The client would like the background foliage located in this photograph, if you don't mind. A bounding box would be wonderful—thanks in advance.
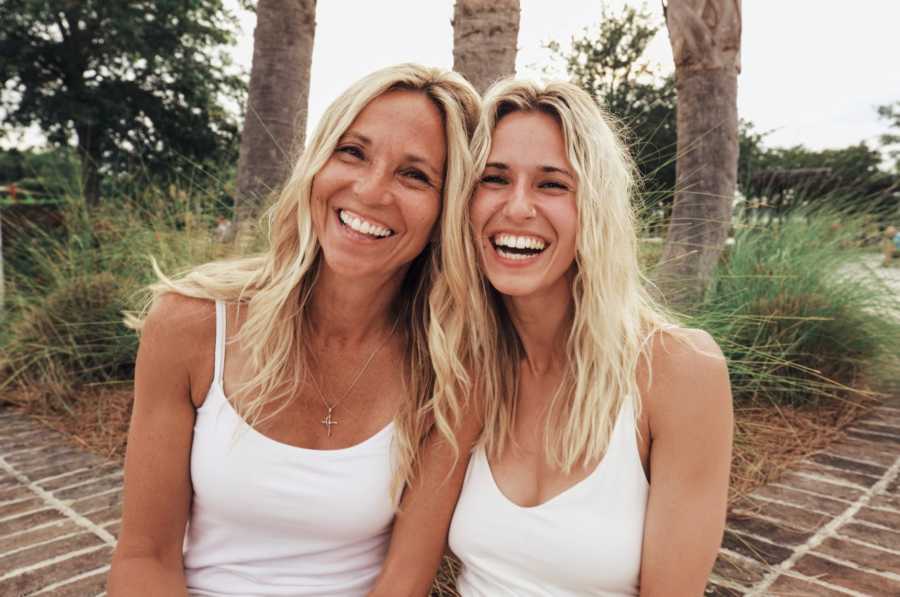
[0,0,246,204]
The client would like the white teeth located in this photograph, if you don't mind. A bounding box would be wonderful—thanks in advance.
[339,209,393,237]
[492,233,546,251]
[496,248,535,260]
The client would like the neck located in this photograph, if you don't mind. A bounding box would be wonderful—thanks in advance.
[307,262,407,348]
[504,270,574,377]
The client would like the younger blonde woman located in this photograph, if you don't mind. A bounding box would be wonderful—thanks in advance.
[108,64,479,597]
[374,79,733,596]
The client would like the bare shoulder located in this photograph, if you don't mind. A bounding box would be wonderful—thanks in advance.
[143,293,215,338]
[650,327,726,374]
[142,293,216,355]
[640,327,733,436]
[138,293,217,402]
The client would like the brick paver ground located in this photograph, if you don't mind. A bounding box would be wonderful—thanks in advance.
[0,395,898,596]
[0,405,118,596]
[706,394,900,596]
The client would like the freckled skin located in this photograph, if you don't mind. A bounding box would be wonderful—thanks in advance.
[311,90,447,287]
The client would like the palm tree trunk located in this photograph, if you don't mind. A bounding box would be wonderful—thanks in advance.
[452,0,521,94]
[234,0,317,229]
[657,0,741,305]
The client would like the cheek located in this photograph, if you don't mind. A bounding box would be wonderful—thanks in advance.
[554,203,580,260]
[469,192,492,233]
[310,159,342,201]
[405,193,442,240]
[308,179,328,230]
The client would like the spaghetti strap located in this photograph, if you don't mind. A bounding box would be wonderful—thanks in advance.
[213,300,226,387]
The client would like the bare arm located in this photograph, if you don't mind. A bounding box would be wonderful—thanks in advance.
[368,411,482,597]
[107,295,216,596]
[639,329,734,597]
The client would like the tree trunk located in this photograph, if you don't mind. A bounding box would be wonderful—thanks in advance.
[452,0,521,94]
[657,0,741,305]
[75,123,101,207]
[234,0,317,227]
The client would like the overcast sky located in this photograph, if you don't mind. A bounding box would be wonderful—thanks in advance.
[228,0,899,153]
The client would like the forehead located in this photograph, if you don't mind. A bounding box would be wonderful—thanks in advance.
[347,89,447,164]
[488,110,569,167]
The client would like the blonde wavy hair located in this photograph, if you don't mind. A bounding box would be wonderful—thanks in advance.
[128,64,480,496]
[431,79,676,472]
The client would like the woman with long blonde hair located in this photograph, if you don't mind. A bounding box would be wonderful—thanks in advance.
[107,64,479,596]
[374,79,733,596]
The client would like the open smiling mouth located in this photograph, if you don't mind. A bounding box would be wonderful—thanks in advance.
[337,208,395,239]
[490,233,548,261]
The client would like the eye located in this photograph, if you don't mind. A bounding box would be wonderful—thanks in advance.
[480,174,508,185]
[403,168,432,186]
[336,145,364,160]
[540,180,570,191]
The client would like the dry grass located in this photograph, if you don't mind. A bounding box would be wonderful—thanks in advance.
[729,394,875,502]
[432,555,463,597]
[2,385,134,461]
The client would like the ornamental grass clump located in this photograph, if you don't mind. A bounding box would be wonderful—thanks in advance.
[0,182,237,409]
[694,209,900,407]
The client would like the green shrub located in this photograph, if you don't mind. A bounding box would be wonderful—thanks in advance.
[0,180,239,407]
[692,211,900,406]
[3,273,136,401]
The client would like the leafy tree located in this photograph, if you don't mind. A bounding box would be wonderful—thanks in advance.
[0,0,246,206]
[741,142,898,217]
[0,147,79,196]
[550,4,677,212]
[0,149,25,185]
[879,101,900,172]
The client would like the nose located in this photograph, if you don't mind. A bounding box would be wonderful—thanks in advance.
[352,163,394,206]
[502,180,536,222]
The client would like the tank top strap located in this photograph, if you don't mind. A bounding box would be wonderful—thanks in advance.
[213,300,227,387]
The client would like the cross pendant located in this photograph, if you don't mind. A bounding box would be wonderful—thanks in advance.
[321,409,338,437]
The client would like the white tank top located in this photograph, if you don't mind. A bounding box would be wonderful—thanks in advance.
[183,301,397,596]
[448,395,649,596]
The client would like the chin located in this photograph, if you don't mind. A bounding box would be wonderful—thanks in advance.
[485,274,543,298]
[319,248,381,279]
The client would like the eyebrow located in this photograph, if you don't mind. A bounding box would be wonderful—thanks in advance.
[405,154,443,181]
[485,161,574,179]
[340,131,443,181]
[340,131,371,145]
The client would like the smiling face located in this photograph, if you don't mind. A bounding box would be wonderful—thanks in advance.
[310,89,447,284]
[471,109,579,299]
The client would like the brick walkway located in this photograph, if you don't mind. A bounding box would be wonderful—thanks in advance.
[707,395,900,596]
[0,399,898,596]
[0,405,120,596]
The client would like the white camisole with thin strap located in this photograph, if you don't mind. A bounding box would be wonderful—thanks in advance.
[448,395,649,596]
[182,301,397,596]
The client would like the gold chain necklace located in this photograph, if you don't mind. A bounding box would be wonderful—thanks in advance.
[307,317,400,437]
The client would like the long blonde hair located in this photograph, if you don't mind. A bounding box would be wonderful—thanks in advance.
[129,64,480,495]
[432,79,674,471]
